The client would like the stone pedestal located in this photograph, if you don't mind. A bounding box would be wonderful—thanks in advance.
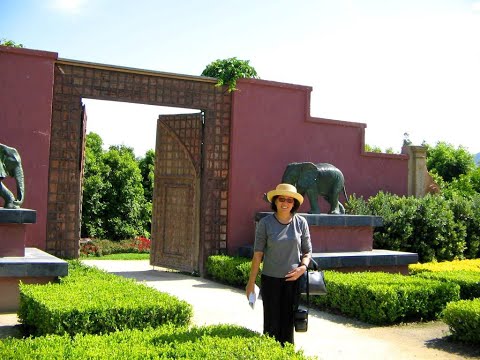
[0,209,36,257]
[0,209,68,313]
[301,214,383,252]
[244,212,418,274]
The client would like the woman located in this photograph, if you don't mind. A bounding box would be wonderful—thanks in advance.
[246,183,312,345]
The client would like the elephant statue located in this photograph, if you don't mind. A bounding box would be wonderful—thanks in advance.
[281,162,347,214]
[0,143,25,209]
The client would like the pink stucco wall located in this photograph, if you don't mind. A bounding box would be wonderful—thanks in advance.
[0,46,57,249]
[227,78,408,254]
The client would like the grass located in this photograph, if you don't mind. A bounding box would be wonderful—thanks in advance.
[80,253,150,260]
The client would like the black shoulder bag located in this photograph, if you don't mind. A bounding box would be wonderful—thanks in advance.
[295,259,327,332]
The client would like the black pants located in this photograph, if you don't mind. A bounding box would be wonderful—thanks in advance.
[261,274,299,345]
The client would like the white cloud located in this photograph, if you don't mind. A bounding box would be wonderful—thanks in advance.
[49,0,87,14]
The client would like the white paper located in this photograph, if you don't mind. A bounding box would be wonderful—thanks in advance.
[248,284,260,309]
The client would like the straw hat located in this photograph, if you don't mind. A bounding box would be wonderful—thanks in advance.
[266,183,304,204]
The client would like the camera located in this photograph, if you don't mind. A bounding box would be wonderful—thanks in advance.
[294,308,308,332]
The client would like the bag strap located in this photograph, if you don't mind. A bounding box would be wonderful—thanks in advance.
[306,267,310,308]
[305,258,319,308]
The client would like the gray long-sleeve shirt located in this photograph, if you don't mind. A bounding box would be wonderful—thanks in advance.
[254,214,312,278]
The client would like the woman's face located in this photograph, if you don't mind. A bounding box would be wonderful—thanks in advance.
[276,196,294,213]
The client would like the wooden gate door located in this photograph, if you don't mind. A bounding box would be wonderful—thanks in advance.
[150,113,203,273]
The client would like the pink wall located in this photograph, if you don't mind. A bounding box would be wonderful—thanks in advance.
[0,46,57,249]
[227,78,408,254]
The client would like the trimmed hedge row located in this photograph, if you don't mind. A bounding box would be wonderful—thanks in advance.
[206,255,461,325]
[414,271,480,300]
[18,261,193,336]
[310,271,460,325]
[206,254,260,286]
[409,258,480,274]
[442,299,480,344]
[208,254,480,342]
[0,324,312,359]
[409,259,480,300]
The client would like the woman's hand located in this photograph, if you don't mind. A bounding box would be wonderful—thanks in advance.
[285,265,306,281]
[246,281,256,299]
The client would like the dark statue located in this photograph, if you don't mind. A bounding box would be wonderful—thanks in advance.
[0,143,25,209]
[281,162,346,214]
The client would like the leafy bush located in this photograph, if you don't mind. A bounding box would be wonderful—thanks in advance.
[201,57,259,92]
[347,192,469,262]
[426,141,475,183]
[454,194,480,259]
[414,271,480,300]
[368,192,419,251]
[311,271,460,325]
[80,237,150,257]
[344,194,372,216]
[18,261,191,336]
[409,258,480,274]
[442,299,480,344]
[0,324,313,359]
[0,38,24,47]
[410,195,465,262]
[206,255,260,286]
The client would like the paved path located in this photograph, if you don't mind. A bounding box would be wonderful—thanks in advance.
[1,260,479,359]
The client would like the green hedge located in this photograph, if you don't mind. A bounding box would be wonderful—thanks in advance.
[18,261,192,336]
[206,255,260,286]
[413,271,480,300]
[310,271,460,325]
[442,299,480,344]
[206,255,461,325]
[409,258,480,274]
[0,324,312,359]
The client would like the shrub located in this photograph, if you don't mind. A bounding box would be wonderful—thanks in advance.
[18,261,191,336]
[442,299,480,344]
[201,57,259,92]
[206,255,461,325]
[310,271,460,325]
[409,258,480,274]
[413,271,480,300]
[344,194,371,216]
[0,324,313,359]
[459,194,480,258]
[206,255,260,286]
[369,192,419,252]
[347,192,469,262]
[80,237,150,257]
[411,195,466,262]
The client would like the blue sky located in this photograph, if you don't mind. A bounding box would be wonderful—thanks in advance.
[2,0,479,156]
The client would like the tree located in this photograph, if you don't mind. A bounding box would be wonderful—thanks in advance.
[81,134,151,240]
[81,133,109,239]
[426,141,475,182]
[137,149,155,236]
[201,57,259,92]
[0,39,24,48]
[365,144,396,154]
[138,149,155,202]
[101,145,149,240]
